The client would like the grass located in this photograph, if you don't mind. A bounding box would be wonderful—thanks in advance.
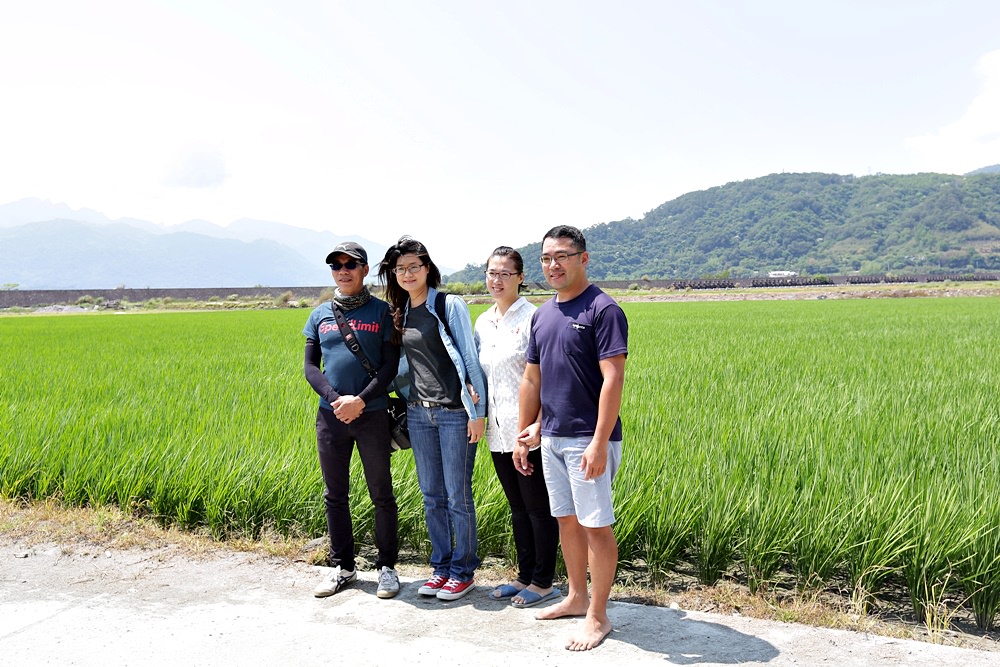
[2,297,1000,635]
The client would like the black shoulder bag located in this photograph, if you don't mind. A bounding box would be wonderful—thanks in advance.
[330,302,410,452]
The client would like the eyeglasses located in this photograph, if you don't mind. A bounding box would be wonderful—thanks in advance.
[392,263,426,276]
[484,270,518,281]
[539,251,582,266]
[328,260,363,271]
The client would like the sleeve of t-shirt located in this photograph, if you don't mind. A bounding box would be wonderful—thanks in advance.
[525,309,540,365]
[302,309,318,339]
[594,302,628,360]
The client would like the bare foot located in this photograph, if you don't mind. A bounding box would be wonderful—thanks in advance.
[534,595,588,620]
[565,616,612,651]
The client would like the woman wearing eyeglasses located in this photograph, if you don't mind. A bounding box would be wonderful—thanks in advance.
[303,242,401,601]
[474,247,561,609]
[378,236,488,602]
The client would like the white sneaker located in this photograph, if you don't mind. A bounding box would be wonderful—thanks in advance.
[376,566,400,599]
[313,566,356,598]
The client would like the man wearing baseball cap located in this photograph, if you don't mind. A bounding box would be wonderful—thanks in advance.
[303,241,402,599]
[325,241,368,266]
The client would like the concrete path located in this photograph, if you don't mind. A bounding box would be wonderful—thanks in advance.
[3,540,999,666]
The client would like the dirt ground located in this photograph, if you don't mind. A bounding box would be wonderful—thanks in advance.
[3,533,1000,667]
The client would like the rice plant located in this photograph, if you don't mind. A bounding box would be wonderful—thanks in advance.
[2,295,999,630]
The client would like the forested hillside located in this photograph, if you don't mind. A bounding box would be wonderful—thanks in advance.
[446,172,1000,283]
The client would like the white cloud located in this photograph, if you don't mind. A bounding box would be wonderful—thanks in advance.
[907,49,1000,173]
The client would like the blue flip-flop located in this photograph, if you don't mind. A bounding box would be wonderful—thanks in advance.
[490,584,522,600]
[511,587,562,609]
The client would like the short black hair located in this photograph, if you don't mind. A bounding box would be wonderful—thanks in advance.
[542,225,586,252]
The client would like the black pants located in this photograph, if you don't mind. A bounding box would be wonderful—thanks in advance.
[491,448,559,588]
[316,407,399,571]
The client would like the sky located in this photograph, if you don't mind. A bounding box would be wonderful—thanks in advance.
[2,1,999,270]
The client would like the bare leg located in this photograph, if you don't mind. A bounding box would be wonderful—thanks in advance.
[535,516,589,620]
[566,525,617,651]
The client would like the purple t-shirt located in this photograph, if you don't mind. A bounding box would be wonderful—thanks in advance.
[526,284,628,439]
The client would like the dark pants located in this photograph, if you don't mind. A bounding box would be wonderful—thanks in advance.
[491,448,559,588]
[316,407,399,571]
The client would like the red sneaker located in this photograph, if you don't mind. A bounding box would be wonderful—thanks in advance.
[418,574,448,596]
[436,578,475,601]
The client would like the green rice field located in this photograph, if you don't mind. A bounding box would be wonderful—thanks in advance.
[2,297,999,629]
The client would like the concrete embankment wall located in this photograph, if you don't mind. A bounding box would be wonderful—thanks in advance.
[3,273,997,308]
[0,287,331,309]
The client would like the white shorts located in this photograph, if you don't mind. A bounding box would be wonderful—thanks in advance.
[541,435,622,528]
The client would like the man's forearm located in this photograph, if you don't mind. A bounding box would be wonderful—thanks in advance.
[518,369,541,432]
[592,355,626,444]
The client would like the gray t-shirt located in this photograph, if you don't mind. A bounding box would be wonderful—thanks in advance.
[402,303,463,407]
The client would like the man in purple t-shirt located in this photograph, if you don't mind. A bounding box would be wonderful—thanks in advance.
[515,225,628,652]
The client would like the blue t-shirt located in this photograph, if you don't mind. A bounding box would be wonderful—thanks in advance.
[303,298,394,411]
[526,284,628,439]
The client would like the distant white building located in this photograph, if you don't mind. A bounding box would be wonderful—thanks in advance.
[768,270,798,278]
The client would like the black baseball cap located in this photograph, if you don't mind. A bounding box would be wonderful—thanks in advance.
[325,242,367,264]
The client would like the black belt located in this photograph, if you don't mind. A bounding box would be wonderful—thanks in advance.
[412,400,460,409]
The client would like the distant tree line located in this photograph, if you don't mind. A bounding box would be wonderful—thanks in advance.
[446,172,1000,284]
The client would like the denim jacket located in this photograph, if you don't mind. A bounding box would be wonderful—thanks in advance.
[398,287,488,421]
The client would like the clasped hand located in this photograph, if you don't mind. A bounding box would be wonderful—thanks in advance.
[331,395,364,424]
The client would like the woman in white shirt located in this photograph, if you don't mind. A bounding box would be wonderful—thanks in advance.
[474,246,561,609]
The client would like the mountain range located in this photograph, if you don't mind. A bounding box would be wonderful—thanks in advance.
[447,168,1000,284]
[4,166,1000,289]
[0,199,388,289]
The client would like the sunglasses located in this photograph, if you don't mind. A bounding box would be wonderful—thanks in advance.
[328,260,363,271]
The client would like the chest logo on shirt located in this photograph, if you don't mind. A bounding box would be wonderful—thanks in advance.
[349,318,381,333]
[319,319,380,336]
[571,322,588,331]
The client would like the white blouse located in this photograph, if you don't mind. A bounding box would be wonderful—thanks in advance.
[474,296,537,453]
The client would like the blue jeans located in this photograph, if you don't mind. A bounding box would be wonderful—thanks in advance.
[408,403,480,581]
